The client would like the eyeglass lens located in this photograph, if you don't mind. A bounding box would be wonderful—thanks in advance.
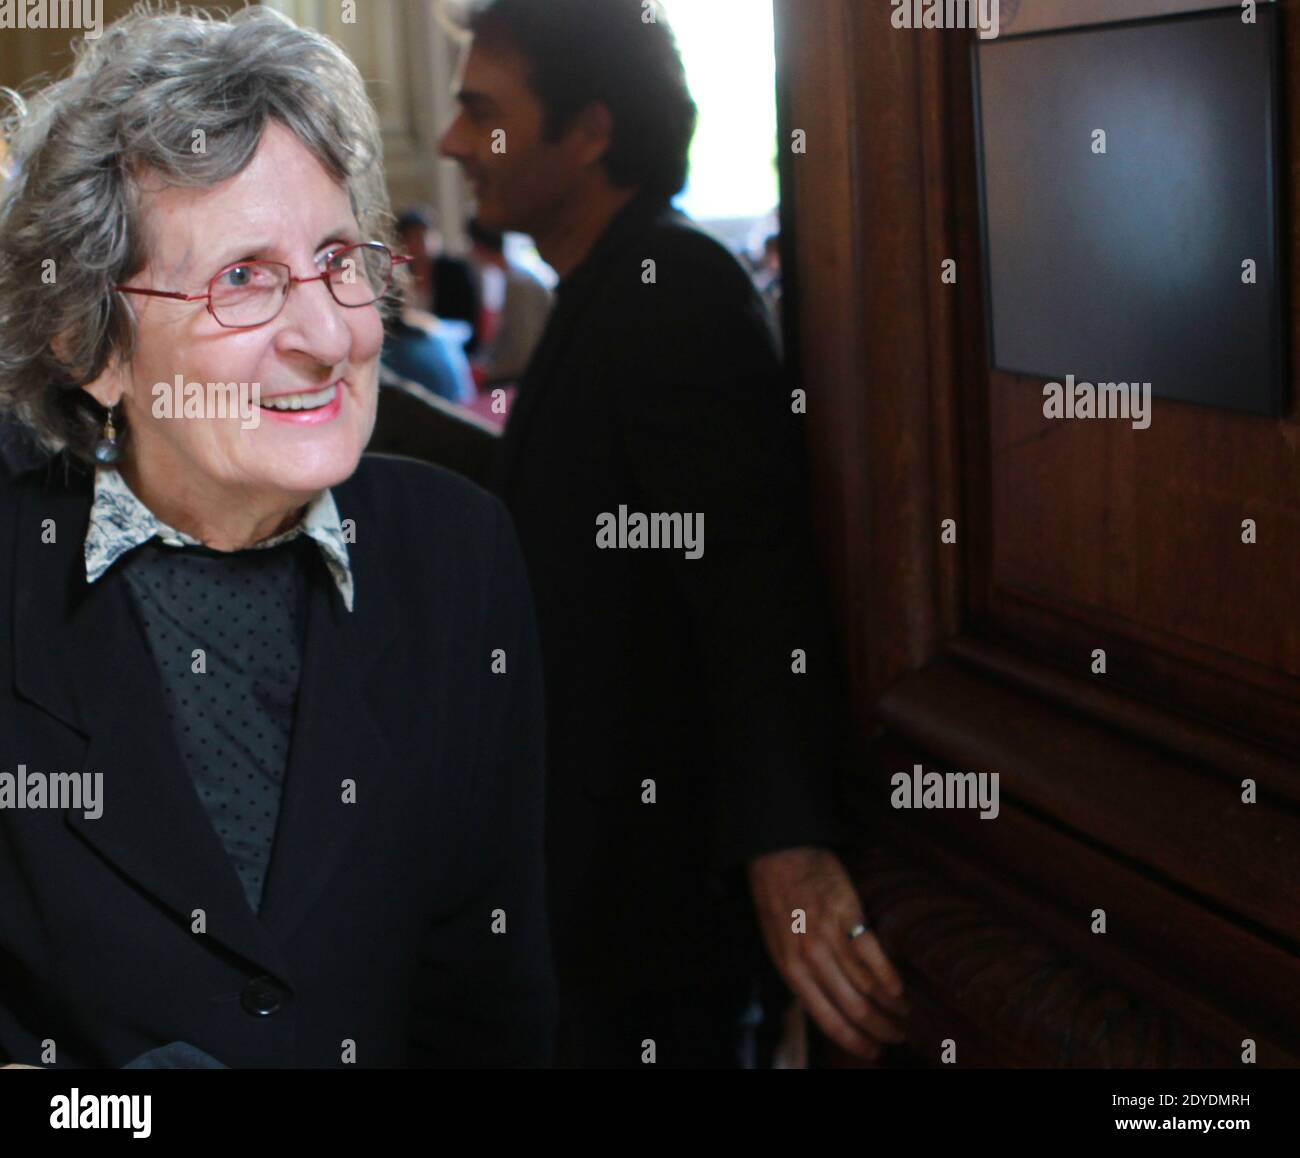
[209,244,395,326]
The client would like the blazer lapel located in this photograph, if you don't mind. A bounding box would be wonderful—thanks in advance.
[10,469,286,977]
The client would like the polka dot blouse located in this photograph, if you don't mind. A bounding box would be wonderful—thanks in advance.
[122,536,314,914]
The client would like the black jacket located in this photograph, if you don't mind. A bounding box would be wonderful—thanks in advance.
[496,192,846,1000]
[0,452,555,1067]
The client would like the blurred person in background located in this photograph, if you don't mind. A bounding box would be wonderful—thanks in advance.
[442,0,909,1068]
[396,206,482,353]
[466,215,553,389]
[380,308,477,405]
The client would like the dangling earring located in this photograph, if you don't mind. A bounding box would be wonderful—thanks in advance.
[94,405,122,465]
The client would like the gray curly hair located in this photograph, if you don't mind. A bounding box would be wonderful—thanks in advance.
[0,3,392,464]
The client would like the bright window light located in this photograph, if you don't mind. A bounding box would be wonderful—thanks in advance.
[659,0,779,222]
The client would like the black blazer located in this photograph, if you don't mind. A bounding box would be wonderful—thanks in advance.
[496,193,847,1001]
[0,452,555,1067]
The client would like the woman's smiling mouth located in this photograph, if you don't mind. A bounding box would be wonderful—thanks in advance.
[259,381,343,424]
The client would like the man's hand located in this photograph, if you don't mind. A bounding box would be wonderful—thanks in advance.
[747,846,909,1061]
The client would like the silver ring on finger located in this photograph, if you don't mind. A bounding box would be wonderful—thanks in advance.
[848,922,870,940]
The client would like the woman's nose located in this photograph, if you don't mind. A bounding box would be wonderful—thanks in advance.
[276,276,354,366]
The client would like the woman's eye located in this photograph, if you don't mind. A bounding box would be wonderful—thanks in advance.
[218,265,268,290]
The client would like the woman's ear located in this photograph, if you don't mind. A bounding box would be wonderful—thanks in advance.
[80,366,127,410]
[52,328,128,410]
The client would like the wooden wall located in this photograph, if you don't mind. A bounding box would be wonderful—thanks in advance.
[776,0,1300,1066]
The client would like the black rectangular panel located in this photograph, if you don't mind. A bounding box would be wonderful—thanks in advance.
[973,8,1287,415]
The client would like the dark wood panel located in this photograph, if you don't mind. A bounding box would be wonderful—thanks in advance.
[876,655,1300,943]
[989,372,1300,680]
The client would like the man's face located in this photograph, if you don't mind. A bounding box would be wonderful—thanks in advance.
[439,40,595,236]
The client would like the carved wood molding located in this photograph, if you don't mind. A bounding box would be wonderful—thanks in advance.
[851,842,1277,1067]
[854,722,1300,1060]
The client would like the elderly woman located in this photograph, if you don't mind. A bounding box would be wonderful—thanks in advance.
[0,7,553,1068]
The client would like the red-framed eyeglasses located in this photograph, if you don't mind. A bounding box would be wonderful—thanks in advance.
[116,242,414,330]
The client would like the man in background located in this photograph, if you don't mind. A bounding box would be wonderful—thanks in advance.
[441,0,908,1067]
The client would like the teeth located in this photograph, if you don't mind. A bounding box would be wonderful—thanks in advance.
[262,383,339,412]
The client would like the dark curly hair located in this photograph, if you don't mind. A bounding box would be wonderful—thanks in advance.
[467,0,697,200]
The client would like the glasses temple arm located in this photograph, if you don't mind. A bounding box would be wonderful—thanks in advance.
[116,286,209,302]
